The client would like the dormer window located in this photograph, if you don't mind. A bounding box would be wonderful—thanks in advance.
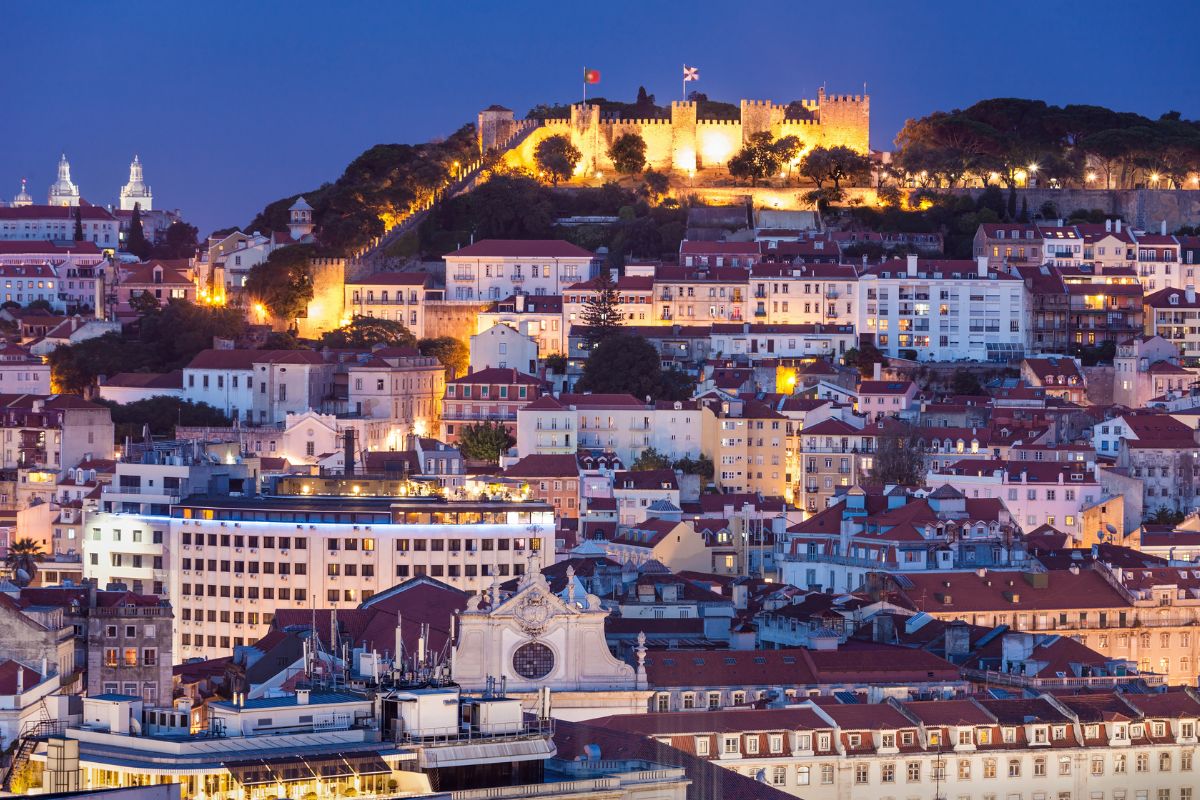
[1053,726,1067,741]
[977,728,991,745]
[1002,727,1016,743]
[848,733,861,747]
[1153,722,1166,737]
[1085,724,1099,739]
[958,730,973,745]
[1131,724,1144,738]
[901,731,915,746]
[929,731,941,746]
[1181,721,1194,738]
[818,733,831,750]
[881,732,896,748]
[1114,724,1128,740]
[1033,727,1048,743]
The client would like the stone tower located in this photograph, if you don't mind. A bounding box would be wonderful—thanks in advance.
[119,155,153,211]
[670,101,698,173]
[817,88,871,153]
[478,104,516,153]
[47,154,80,207]
[288,196,315,241]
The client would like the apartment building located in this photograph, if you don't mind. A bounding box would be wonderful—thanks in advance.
[441,367,545,445]
[444,239,595,301]
[795,418,875,515]
[1145,286,1200,367]
[654,265,748,325]
[0,394,114,474]
[699,392,788,496]
[859,255,1028,363]
[895,563,1200,686]
[84,494,554,659]
[343,347,444,432]
[748,263,858,326]
[182,349,333,425]
[344,271,431,335]
[515,395,700,465]
[707,323,857,362]
[476,293,566,355]
[596,691,1200,800]
[780,485,1025,593]
[562,274,655,329]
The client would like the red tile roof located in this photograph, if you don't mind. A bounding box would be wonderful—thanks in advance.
[447,239,594,259]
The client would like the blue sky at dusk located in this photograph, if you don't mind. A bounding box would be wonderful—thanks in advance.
[4,1,1198,236]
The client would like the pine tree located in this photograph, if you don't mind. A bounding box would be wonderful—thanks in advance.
[73,206,84,242]
[127,202,151,259]
[579,271,623,348]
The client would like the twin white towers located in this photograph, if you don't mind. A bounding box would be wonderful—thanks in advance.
[16,154,153,211]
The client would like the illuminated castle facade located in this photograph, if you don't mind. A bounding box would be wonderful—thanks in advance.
[480,89,870,175]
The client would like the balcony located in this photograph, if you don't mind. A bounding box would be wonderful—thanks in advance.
[788,552,900,570]
[444,412,517,422]
[961,667,1165,690]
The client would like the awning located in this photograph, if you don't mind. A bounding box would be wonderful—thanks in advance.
[224,753,392,786]
[418,737,555,769]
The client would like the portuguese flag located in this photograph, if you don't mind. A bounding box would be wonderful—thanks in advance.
[584,68,601,84]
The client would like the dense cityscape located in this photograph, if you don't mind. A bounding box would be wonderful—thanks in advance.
[4,5,1200,800]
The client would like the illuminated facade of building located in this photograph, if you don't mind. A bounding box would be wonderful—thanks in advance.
[84,494,554,660]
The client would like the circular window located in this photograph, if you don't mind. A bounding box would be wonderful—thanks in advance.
[512,641,555,680]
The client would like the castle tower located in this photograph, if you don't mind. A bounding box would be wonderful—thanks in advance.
[570,104,602,176]
[288,196,315,241]
[478,104,516,153]
[119,155,153,211]
[816,88,871,153]
[11,178,32,208]
[670,101,698,173]
[47,154,80,207]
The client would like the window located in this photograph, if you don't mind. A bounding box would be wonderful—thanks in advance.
[695,737,709,756]
[959,760,971,780]
[855,763,869,784]
[983,758,997,779]
[881,763,895,783]
[821,765,834,784]
[907,762,921,782]
[723,736,739,754]
[1008,759,1021,777]
[771,766,786,786]
[797,766,811,785]
[1034,756,1046,776]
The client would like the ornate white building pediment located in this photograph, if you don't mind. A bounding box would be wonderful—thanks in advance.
[453,569,642,693]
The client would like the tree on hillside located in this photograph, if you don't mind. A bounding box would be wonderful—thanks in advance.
[97,396,231,440]
[869,425,926,486]
[799,145,872,190]
[641,170,670,204]
[73,207,84,242]
[244,244,315,320]
[5,538,45,587]
[321,315,416,349]
[418,336,469,378]
[950,368,985,396]
[151,220,199,260]
[728,132,783,186]
[608,133,647,175]
[842,342,888,377]
[534,135,582,185]
[575,333,695,402]
[579,271,623,348]
[127,203,152,259]
[458,420,515,464]
[631,447,672,471]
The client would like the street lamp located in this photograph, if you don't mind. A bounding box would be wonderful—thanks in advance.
[1086,172,1097,184]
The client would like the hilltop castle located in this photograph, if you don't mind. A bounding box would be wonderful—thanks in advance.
[479,88,870,175]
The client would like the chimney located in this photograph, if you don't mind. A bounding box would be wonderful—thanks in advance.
[944,621,971,661]
[1162,220,1168,236]
[906,253,918,277]
[344,428,356,476]
[1105,219,1112,233]
[515,293,525,312]
[94,273,105,321]
[1187,286,1196,304]
[1115,219,1122,233]
[296,688,310,705]
[873,613,896,644]
[872,361,882,381]
[976,255,989,278]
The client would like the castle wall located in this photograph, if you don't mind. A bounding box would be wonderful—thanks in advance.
[423,301,488,340]
[493,93,871,177]
[296,257,346,339]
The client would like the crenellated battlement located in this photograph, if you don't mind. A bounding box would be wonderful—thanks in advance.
[603,117,672,126]
[482,89,869,175]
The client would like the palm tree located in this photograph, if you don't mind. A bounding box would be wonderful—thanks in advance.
[5,538,45,587]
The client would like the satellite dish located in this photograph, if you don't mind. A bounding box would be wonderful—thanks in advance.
[1105,524,1118,534]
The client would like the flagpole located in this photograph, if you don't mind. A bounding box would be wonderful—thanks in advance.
[682,64,686,102]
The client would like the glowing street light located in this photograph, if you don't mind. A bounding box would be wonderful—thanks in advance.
[1028,163,1039,174]
[1086,172,1097,184]
[1150,172,1161,185]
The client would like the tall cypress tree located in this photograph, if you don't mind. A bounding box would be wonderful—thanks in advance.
[580,270,623,349]
[73,206,84,242]
[127,202,151,259]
